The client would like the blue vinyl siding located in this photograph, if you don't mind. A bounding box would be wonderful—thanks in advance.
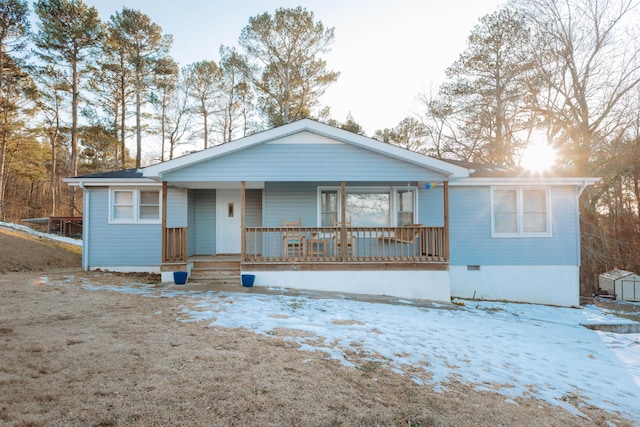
[246,189,263,227]
[87,187,161,267]
[264,182,318,226]
[417,186,444,227]
[449,186,579,266]
[166,187,187,227]
[193,189,216,255]
[187,190,196,256]
[162,143,447,182]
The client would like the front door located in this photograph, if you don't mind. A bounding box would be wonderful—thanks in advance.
[216,189,241,253]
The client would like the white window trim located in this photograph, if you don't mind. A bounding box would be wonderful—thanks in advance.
[109,187,162,224]
[317,186,418,227]
[490,186,552,238]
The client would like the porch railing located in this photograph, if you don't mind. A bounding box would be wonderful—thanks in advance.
[243,225,447,263]
[163,227,187,263]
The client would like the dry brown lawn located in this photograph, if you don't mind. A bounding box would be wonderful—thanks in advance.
[0,227,634,426]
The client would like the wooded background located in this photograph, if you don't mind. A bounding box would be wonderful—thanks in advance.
[2,0,639,295]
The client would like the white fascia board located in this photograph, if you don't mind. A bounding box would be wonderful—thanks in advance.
[448,177,601,186]
[63,177,160,187]
[142,119,470,179]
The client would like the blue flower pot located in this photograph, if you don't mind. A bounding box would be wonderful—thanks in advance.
[173,271,188,285]
[241,274,255,287]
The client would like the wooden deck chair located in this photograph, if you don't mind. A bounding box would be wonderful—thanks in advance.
[379,224,423,244]
[282,218,305,257]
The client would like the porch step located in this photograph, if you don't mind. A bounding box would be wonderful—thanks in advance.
[189,256,242,285]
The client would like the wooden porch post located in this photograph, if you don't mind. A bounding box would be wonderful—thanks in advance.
[340,181,347,262]
[161,181,167,263]
[443,181,450,262]
[240,181,246,259]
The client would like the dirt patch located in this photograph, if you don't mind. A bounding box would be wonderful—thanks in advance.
[0,270,632,426]
[0,227,81,273]
[0,226,634,426]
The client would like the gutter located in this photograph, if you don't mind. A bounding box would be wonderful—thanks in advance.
[78,181,89,271]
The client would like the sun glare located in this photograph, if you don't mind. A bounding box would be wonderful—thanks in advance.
[520,140,558,173]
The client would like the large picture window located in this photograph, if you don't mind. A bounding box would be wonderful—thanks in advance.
[491,187,550,237]
[319,186,417,227]
[110,188,161,224]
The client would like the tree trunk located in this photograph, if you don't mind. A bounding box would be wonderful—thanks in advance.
[0,134,6,221]
[120,56,127,169]
[49,131,58,216]
[135,72,142,168]
[69,58,79,216]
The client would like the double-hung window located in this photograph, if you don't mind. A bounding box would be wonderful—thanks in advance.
[491,187,550,237]
[319,186,417,227]
[110,188,161,224]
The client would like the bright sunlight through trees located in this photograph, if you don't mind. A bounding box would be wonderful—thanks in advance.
[519,140,558,172]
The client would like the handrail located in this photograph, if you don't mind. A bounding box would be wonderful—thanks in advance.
[243,225,447,263]
[164,227,187,263]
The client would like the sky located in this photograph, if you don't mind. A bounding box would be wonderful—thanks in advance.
[80,0,506,135]
[3,221,639,422]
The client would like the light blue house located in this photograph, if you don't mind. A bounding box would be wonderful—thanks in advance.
[65,119,598,306]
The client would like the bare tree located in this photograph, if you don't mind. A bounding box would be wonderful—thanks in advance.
[516,0,640,174]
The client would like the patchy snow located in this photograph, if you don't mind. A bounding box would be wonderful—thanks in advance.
[76,280,640,423]
[0,221,82,246]
[7,224,639,422]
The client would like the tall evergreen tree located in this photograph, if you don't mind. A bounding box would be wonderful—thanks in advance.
[234,6,339,127]
[440,8,535,166]
[33,0,102,214]
[109,7,172,168]
[218,46,254,142]
[0,0,31,219]
[183,60,221,149]
[150,56,179,161]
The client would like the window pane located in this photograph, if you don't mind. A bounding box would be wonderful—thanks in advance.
[114,191,133,205]
[114,206,133,219]
[140,191,159,205]
[398,190,413,211]
[140,206,159,220]
[346,192,389,227]
[524,212,547,232]
[397,190,414,225]
[321,191,338,226]
[494,190,516,212]
[523,190,546,211]
[398,212,414,226]
[321,213,337,226]
[495,212,517,233]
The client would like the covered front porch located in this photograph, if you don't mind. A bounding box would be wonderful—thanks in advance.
[160,181,451,274]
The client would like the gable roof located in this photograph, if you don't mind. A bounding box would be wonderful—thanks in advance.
[142,119,470,179]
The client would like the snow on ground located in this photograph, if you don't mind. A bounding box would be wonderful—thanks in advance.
[77,280,640,423]
[7,224,639,422]
[0,221,82,246]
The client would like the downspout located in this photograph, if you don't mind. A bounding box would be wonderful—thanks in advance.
[575,180,590,270]
[577,180,589,197]
[78,182,89,271]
